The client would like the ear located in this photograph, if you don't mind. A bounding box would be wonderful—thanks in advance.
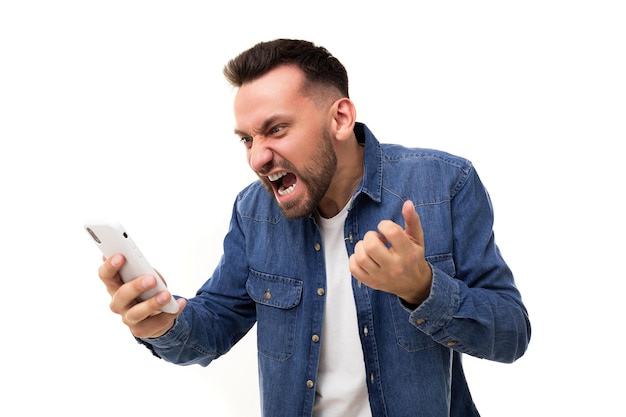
[330,98,357,142]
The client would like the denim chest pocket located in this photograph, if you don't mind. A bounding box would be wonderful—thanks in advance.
[391,254,456,352]
[246,270,303,362]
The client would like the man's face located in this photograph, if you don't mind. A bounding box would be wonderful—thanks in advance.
[234,65,337,219]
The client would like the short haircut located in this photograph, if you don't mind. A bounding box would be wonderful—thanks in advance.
[223,39,349,98]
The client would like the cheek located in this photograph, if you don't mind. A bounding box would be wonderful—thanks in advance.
[281,137,315,164]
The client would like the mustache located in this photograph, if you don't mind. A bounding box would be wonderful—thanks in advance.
[256,158,297,176]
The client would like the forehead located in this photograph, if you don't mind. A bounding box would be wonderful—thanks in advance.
[233,66,309,131]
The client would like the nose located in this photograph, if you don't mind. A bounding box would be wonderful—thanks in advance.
[248,139,274,173]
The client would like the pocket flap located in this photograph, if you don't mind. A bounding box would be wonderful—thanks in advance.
[246,270,303,309]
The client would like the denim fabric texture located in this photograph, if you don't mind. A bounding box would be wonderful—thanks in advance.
[141,123,531,417]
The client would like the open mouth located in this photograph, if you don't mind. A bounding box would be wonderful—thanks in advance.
[268,171,297,196]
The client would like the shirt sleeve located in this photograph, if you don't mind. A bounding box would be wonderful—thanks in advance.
[138,200,257,366]
[407,165,531,363]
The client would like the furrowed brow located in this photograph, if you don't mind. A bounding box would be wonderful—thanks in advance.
[234,114,284,138]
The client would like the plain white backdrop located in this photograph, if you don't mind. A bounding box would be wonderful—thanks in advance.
[1,1,624,415]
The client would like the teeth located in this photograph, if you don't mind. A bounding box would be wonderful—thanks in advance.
[268,171,287,182]
[278,184,295,196]
[268,171,295,197]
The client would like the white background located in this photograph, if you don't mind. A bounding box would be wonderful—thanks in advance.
[1,1,624,415]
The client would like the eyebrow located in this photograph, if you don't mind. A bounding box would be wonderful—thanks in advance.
[234,114,284,138]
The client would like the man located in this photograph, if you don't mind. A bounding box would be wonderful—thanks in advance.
[99,39,531,417]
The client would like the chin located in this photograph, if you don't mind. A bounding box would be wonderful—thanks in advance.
[278,198,316,220]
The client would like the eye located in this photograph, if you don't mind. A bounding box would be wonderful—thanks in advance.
[240,136,253,147]
[269,125,284,135]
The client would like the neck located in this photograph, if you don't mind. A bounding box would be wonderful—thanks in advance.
[317,139,364,219]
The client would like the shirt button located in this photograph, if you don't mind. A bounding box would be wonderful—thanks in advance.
[264,290,271,300]
[314,242,321,251]
[306,380,314,388]
[363,326,369,336]
[317,288,325,296]
[312,334,320,343]
[415,318,426,325]
[446,340,457,347]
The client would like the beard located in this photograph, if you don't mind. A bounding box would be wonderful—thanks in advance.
[261,129,337,220]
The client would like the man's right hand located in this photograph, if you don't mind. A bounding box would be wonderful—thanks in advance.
[98,253,187,339]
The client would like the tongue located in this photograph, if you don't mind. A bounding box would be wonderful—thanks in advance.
[282,173,297,188]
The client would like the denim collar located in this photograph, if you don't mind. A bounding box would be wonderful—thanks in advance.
[354,122,383,204]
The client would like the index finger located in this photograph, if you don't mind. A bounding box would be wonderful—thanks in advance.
[98,253,125,297]
[402,200,425,247]
[376,201,425,254]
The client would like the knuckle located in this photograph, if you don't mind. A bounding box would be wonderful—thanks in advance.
[362,235,378,251]
[109,300,119,314]
[97,264,110,281]
[353,250,368,264]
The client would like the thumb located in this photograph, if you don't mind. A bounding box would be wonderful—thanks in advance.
[402,200,425,247]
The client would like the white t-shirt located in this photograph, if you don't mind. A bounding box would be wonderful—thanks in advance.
[313,204,372,417]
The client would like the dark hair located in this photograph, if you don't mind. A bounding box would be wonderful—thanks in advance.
[223,39,349,98]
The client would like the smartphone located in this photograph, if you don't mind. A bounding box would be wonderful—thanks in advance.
[84,219,179,314]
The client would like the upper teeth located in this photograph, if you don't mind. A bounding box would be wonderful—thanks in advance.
[268,172,287,182]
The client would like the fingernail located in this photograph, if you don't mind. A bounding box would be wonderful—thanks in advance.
[141,276,155,288]
[156,292,169,304]
[111,254,122,266]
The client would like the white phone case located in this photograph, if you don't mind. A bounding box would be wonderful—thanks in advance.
[84,219,179,314]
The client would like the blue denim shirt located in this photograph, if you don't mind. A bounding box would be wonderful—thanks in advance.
[142,123,531,417]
